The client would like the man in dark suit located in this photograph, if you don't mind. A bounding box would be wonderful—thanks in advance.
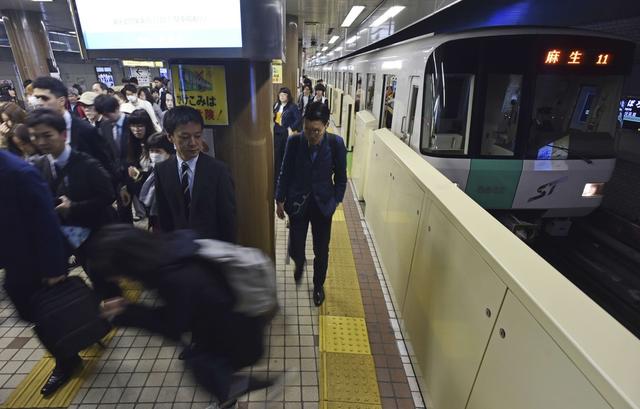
[276,101,348,306]
[0,150,81,396]
[155,106,237,242]
[31,76,113,176]
[27,108,120,305]
[95,94,134,223]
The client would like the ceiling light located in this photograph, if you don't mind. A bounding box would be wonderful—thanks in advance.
[346,35,358,44]
[335,47,343,51]
[322,46,328,51]
[328,35,339,44]
[370,6,405,27]
[316,52,321,56]
[341,5,365,27]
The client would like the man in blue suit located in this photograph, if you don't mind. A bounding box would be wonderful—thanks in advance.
[275,102,348,306]
[0,150,82,396]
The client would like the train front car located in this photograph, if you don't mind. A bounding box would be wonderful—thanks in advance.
[418,31,635,238]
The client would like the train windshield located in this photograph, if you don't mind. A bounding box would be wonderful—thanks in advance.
[527,74,623,160]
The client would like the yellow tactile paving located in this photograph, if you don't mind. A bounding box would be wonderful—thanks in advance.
[321,288,365,318]
[321,352,381,405]
[320,316,371,355]
[3,279,142,408]
[321,204,382,408]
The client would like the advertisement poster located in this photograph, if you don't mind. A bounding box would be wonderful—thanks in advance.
[129,67,150,86]
[171,65,229,126]
[272,59,283,84]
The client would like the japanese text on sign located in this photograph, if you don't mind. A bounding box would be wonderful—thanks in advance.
[272,60,283,84]
[544,49,612,66]
[171,65,229,126]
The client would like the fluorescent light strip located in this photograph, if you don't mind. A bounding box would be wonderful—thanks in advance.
[346,35,358,44]
[341,5,365,27]
[328,35,339,44]
[370,6,405,27]
[322,46,328,51]
[335,46,343,51]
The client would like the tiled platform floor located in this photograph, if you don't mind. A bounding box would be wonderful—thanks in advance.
[0,180,425,409]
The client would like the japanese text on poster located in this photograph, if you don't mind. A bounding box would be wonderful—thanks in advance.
[171,65,229,126]
[272,60,283,84]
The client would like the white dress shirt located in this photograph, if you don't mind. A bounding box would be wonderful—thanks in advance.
[176,154,199,196]
[63,111,72,146]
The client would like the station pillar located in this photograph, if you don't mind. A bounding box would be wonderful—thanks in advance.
[1,9,58,82]
[284,18,299,94]
[215,61,275,260]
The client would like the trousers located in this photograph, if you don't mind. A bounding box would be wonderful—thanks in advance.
[288,196,333,289]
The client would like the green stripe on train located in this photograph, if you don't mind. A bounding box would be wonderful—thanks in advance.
[465,159,523,209]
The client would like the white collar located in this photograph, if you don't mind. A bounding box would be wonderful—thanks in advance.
[177,153,199,170]
[50,144,72,168]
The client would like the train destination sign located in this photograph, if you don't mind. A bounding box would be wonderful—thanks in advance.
[544,49,612,66]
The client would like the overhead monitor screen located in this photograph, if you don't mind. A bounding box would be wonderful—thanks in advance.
[74,0,242,50]
[622,98,640,123]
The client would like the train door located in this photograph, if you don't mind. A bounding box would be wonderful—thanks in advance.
[402,76,421,146]
[348,72,354,97]
[380,74,398,129]
[365,73,376,113]
[355,73,363,112]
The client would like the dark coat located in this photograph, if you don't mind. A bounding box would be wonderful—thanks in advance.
[99,116,134,187]
[34,150,116,230]
[273,102,302,135]
[113,231,264,369]
[276,132,348,218]
[154,154,237,242]
[0,151,67,321]
[297,94,313,114]
[70,115,113,179]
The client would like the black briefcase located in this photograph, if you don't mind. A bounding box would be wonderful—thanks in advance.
[31,276,111,357]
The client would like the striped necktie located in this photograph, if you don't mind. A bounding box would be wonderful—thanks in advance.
[181,161,191,219]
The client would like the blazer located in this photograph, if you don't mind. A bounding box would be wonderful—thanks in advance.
[297,94,313,114]
[70,116,113,179]
[275,132,348,218]
[154,154,237,242]
[273,102,302,134]
[0,151,67,320]
[34,150,116,230]
[100,116,133,186]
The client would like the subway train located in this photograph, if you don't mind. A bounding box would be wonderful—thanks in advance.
[309,27,635,238]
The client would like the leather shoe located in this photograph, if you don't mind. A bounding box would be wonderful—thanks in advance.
[313,287,325,306]
[41,359,82,396]
[293,262,304,283]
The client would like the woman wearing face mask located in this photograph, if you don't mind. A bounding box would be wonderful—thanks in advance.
[272,87,301,191]
[120,84,161,132]
[139,131,175,231]
[127,109,156,221]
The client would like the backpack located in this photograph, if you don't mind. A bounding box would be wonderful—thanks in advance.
[194,239,278,319]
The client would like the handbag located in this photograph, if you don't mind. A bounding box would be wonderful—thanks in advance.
[31,276,111,357]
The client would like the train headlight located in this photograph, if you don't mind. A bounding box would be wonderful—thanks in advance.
[582,183,605,197]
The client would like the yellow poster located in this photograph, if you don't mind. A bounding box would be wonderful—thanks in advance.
[272,59,283,84]
[171,65,229,126]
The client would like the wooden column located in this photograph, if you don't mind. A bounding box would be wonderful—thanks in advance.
[1,9,58,82]
[214,61,275,260]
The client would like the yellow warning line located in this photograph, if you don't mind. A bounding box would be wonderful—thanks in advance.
[2,279,144,408]
[320,207,382,409]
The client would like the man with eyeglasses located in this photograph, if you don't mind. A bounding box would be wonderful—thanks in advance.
[276,101,347,306]
[31,76,112,176]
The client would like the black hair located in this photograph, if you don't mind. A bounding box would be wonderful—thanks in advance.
[128,108,153,128]
[160,92,174,111]
[303,84,312,92]
[23,79,32,88]
[127,109,154,162]
[163,106,204,135]
[128,77,139,85]
[94,94,120,115]
[314,84,326,93]
[25,108,66,133]
[303,101,330,124]
[6,124,36,156]
[93,82,108,92]
[72,83,83,94]
[31,76,68,98]
[153,76,163,82]
[121,83,138,98]
[137,87,153,102]
[146,131,175,154]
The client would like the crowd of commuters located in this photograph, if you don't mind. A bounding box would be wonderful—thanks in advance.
[0,72,347,407]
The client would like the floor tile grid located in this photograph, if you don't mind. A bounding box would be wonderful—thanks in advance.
[343,181,427,409]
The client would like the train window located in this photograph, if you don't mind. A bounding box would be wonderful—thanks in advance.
[348,73,354,97]
[481,74,522,156]
[365,74,376,112]
[355,74,363,112]
[405,83,420,143]
[527,74,623,160]
[422,70,474,155]
[381,74,397,129]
